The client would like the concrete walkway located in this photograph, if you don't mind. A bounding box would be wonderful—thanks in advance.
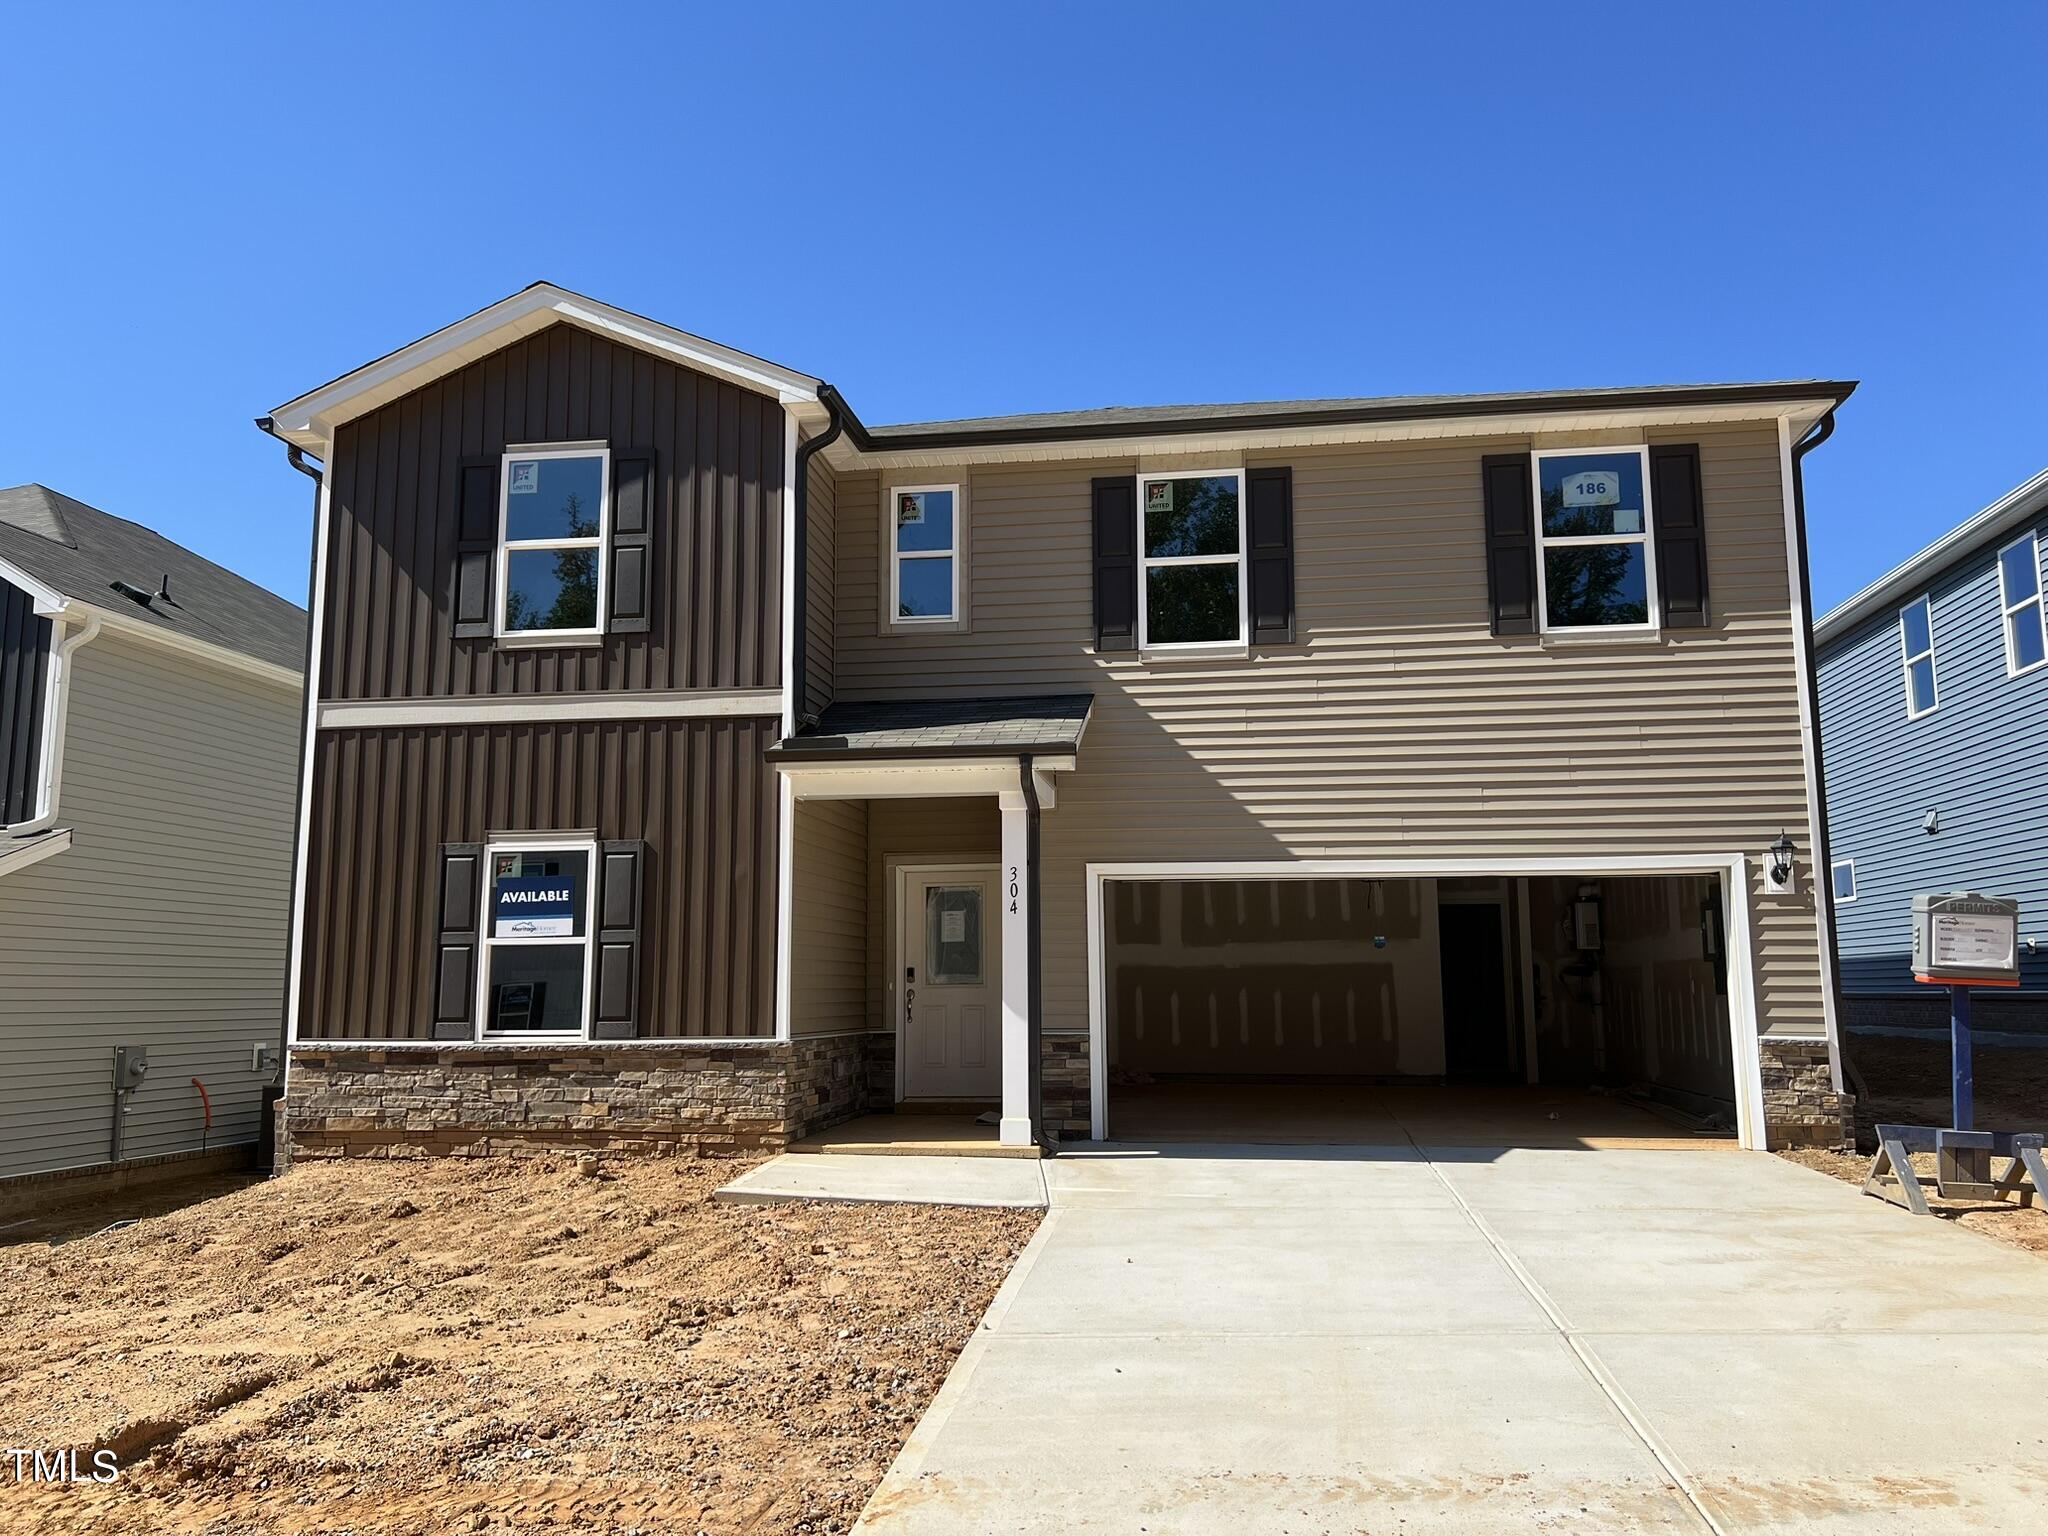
[848,1143,2048,1534]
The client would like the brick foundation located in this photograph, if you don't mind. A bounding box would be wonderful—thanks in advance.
[1042,1034,1090,1140]
[1758,1039,1855,1150]
[285,1033,892,1162]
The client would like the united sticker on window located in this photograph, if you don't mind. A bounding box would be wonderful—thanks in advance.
[1145,480,1174,514]
[898,492,925,527]
[508,461,539,495]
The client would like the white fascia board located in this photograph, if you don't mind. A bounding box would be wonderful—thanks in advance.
[317,688,781,730]
[0,828,72,879]
[267,284,823,454]
[0,553,72,616]
[830,399,1831,474]
[77,601,303,692]
[777,756,1076,800]
[1815,466,2048,647]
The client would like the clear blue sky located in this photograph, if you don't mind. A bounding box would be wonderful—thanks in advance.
[4,3,2043,611]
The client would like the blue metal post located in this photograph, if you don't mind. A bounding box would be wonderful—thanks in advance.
[1950,984,1974,1132]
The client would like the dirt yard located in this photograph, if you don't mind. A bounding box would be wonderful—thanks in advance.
[1840,1029,2048,1133]
[1781,1146,2048,1257]
[0,1156,1038,1536]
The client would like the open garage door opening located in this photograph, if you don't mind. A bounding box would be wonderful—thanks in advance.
[1099,874,1743,1149]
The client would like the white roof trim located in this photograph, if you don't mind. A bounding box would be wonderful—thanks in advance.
[1815,466,2048,646]
[0,827,71,879]
[268,284,822,454]
[830,398,1839,473]
[0,553,72,616]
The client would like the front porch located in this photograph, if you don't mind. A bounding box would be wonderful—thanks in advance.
[773,695,1094,1151]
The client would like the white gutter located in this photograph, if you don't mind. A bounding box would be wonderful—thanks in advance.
[1815,466,2048,646]
[9,608,103,835]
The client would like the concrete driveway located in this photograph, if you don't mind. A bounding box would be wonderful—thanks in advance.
[852,1143,2048,1534]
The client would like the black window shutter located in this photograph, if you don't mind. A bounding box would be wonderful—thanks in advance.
[1247,466,1295,645]
[1093,475,1138,652]
[608,450,655,634]
[590,840,646,1039]
[1481,454,1539,636]
[1650,444,1709,628]
[453,457,498,638]
[433,843,483,1039]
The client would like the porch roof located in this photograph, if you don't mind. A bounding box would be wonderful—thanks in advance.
[768,694,1094,763]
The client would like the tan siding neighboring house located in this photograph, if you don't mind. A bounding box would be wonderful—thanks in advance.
[0,630,300,1176]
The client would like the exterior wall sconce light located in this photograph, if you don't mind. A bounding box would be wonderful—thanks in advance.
[1764,831,1797,895]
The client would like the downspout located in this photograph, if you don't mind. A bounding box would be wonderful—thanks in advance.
[255,416,324,1075]
[1790,407,1847,1094]
[1021,756,1048,1151]
[789,384,850,733]
[11,609,104,835]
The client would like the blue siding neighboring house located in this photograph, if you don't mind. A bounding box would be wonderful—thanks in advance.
[1815,468,2048,1020]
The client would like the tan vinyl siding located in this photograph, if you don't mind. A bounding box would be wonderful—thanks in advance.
[791,798,867,1036]
[0,632,300,1177]
[833,421,1825,1040]
[867,798,1000,1031]
[803,449,837,719]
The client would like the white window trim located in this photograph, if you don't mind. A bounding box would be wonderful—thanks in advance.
[888,483,962,625]
[1136,467,1249,655]
[1530,446,1660,636]
[496,443,610,641]
[1831,858,1857,905]
[1899,593,1938,719]
[475,834,599,1041]
[1997,530,2047,679]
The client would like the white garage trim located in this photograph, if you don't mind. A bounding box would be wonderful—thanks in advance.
[1083,854,1770,1150]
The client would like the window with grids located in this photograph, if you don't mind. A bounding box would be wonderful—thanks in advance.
[1532,447,1657,632]
[481,841,594,1037]
[891,485,960,622]
[1899,594,1938,718]
[1138,470,1246,650]
[1998,531,2046,677]
[499,447,608,636]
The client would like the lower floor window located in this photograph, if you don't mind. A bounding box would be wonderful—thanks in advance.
[483,842,594,1036]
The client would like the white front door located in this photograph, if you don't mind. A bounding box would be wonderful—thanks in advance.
[899,868,1002,1100]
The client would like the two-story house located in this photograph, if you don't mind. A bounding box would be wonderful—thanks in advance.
[265,284,1855,1159]
[1817,466,2048,1035]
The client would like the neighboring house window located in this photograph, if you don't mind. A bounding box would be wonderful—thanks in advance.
[479,839,595,1037]
[1899,594,1938,717]
[1532,447,1658,633]
[1998,531,2047,677]
[499,446,608,637]
[891,485,959,622]
[1138,469,1246,651]
[1831,859,1857,904]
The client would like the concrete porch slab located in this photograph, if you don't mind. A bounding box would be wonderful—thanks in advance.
[713,1152,1048,1210]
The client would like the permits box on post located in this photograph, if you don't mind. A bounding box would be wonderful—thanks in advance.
[1911,891,2020,987]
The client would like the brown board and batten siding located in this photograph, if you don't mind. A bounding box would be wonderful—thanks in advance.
[320,322,785,701]
[298,718,779,1040]
[832,421,1826,1041]
[0,576,53,825]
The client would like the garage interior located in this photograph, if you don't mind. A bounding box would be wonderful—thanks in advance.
[1104,875,1740,1147]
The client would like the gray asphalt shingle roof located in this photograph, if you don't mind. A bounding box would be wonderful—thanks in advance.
[0,485,306,673]
[771,695,1094,761]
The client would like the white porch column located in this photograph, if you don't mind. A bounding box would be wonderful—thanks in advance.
[998,787,1033,1146]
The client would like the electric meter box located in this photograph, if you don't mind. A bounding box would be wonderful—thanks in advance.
[1911,892,2021,986]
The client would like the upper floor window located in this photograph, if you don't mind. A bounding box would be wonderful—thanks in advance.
[891,485,959,623]
[1998,531,2046,677]
[499,446,608,637]
[1831,859,1857,904]
[1899,594,1938,718]
[1532,448,1657,633]
[1139,470,1245,651]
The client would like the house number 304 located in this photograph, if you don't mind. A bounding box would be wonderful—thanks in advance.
[1008,866,1020,914]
